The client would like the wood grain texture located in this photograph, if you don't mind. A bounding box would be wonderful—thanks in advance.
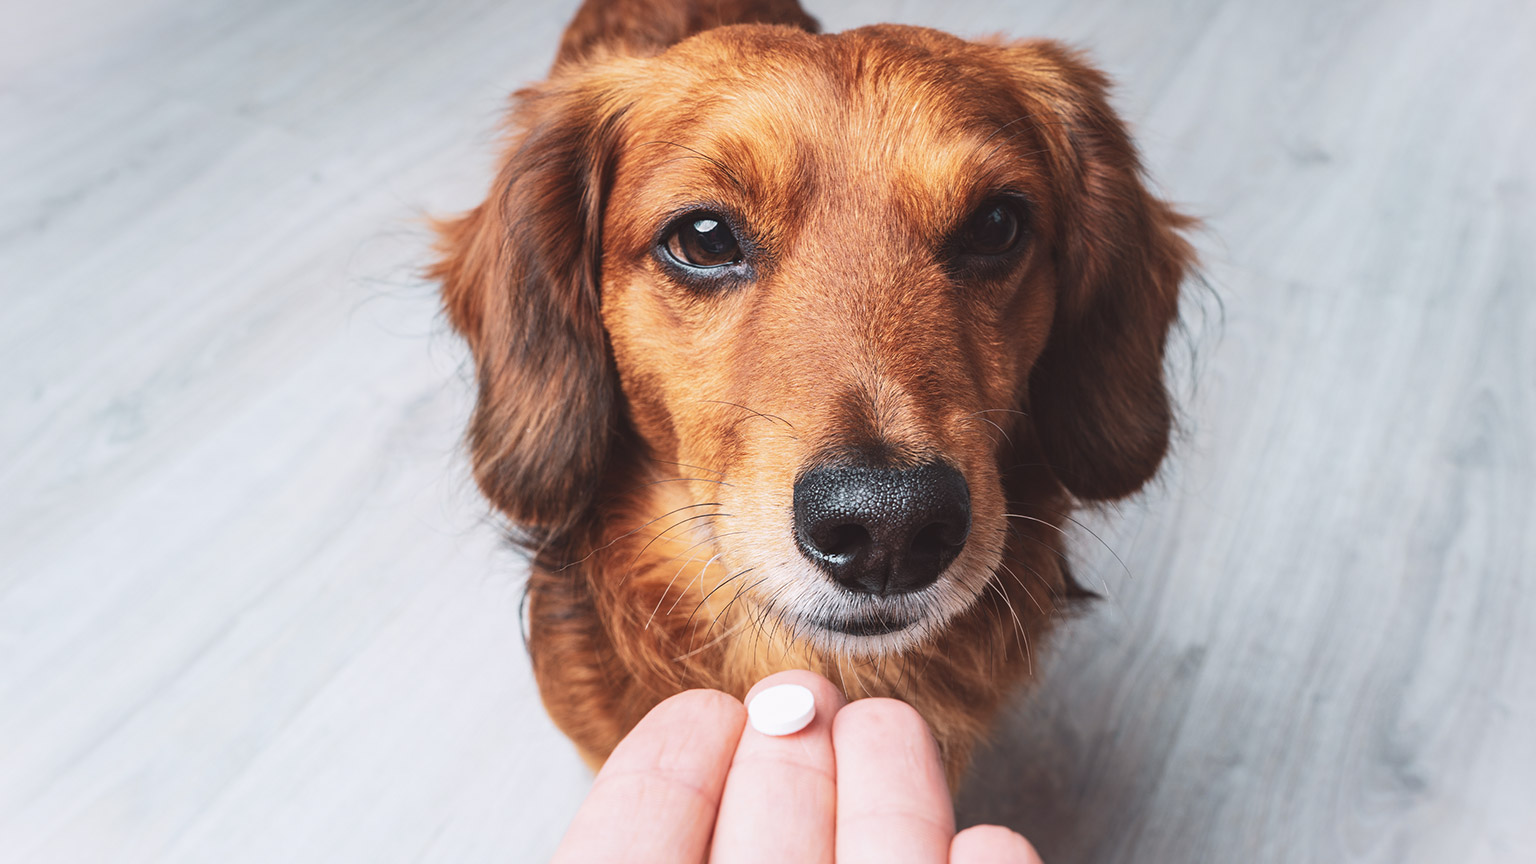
[2,0,1531,861]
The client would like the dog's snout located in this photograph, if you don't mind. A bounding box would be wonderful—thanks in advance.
[793,461,971,596]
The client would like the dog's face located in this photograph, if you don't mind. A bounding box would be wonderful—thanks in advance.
[599,28,1061,654]
[435,25,1190,657]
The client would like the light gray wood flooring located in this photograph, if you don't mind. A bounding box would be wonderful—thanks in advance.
[2,0,1532,861]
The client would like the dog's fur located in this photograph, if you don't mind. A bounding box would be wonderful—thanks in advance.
[433,0,1193,785]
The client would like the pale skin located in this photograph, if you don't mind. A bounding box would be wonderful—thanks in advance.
[551,670,1043,864]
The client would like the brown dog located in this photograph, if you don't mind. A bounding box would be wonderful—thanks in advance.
[433,0,1193,786]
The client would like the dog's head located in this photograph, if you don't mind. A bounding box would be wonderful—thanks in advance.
[435,23,1192,656]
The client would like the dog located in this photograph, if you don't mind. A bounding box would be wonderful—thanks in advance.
[432,0,1193,786]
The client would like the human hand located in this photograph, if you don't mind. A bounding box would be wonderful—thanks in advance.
[550,670,1041,863]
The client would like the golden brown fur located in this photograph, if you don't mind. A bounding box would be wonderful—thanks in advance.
[432,0,1193,787]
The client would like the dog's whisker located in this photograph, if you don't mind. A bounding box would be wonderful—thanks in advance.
[1011,503,1136,584]
[695,399,795,429]
[893,646,912,693]
[766,594,796,657]
[757,582,794,633]
[640,140,749,195]
[978,112,1042,148]
[1001,524,1081,607]
[978,585,1002,679]
[985,574,1032,676]
[631,475,731,490]
[846,653,869,697]
[1004,511,1123,591]
[681,566,756,647]
[1002,521,1067,571]
[620,517,728,596]
[652,529,745,570]
[763,584,799,650]
[1004,511,1126,607]
[972,114,1047,173]
[977,112,1053,172]
[782,593,816,664]
[648,457,727,477]
[913,625,941,684]
[618,520,724,590]
[998,561,1050,616]
[750,586,787,667]
[706,573,773,641]
[664,563,710,616]
[646,550,724,630]
[626,508,729,572]
[979,139,1052,175]
[564,501,721,571]
[672,617,752,661]
[965,413,1014,448]
[1018,557,1068,606]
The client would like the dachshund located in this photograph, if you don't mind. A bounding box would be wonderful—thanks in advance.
[432,0,1194,787]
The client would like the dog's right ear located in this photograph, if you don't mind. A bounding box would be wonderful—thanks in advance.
[431,78,626,540]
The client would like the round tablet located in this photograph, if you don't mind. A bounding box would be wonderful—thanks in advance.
[747,683,816,736]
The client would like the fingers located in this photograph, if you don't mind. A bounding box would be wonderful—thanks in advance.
[950,824,1043,863]
[551,689,745,864]
[833,697,955,864]
[708,670,849,864]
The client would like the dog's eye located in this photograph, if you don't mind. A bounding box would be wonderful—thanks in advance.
[960,198,1024,256]
[664,213,742,268]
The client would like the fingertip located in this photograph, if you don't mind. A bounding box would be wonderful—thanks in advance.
[600,688,744,773]
[951,824,1042,863]
[831,696,934,743]
[647,687,747,728]
[744,669,847,717]
[588,689,742,796]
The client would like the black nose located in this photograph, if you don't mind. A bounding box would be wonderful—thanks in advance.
[793,461,971,596]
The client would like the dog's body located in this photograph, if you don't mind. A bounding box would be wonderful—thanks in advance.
[434,0,1192,784]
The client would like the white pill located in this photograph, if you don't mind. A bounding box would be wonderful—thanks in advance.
[747,683,816,736]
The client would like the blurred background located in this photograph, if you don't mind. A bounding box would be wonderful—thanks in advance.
[2,0,1531,861]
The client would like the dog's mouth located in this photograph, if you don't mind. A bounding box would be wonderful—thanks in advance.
[758,562,988,657]
[812,611,914,637]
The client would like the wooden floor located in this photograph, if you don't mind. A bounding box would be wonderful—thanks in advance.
[3,0,1531,861]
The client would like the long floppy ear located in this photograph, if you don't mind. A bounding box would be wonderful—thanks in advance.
[1014,42,1196,501]
[430,78,625,538]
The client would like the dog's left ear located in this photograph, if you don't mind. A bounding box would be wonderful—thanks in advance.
[1009,41,1196,501]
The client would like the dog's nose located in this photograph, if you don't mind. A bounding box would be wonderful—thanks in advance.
[793,461,971,596]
